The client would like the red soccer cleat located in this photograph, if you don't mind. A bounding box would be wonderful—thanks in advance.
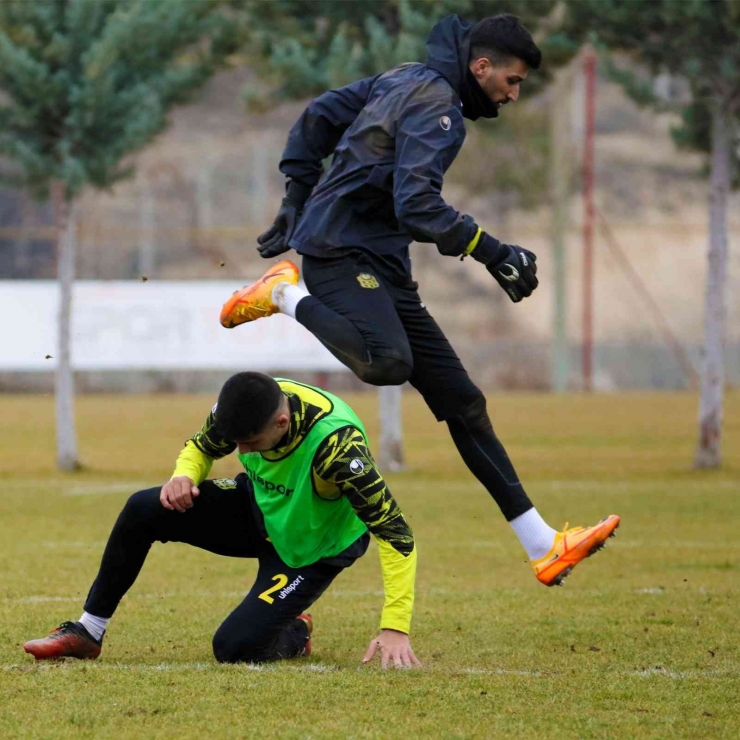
[24,621,102,661]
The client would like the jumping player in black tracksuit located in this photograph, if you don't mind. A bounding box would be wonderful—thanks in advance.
[220,14,620,586]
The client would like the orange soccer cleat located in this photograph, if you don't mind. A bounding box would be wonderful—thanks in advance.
[532,515,620,586]
[220,260,300,328]
[23,621,103,661]
[296,613,313,657]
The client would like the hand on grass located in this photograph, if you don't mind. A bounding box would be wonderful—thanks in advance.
[160,476,199,513]
[362,629,421,669]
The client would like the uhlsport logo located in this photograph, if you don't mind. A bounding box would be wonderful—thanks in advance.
[357,273,379,289]
[439,116,452,131]
[243,465,294,496]
[349,458,365,475]
[278,575,305,600]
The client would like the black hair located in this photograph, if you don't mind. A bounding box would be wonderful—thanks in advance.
[469,14,541,70]
[213,372,284,441]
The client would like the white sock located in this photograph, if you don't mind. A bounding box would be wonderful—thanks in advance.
[272,282,309,319]
[78,611,109,642]
[509,508,557,561]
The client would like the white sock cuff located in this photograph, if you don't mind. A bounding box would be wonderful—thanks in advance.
[509,508,557,561]
[78,611,110,642]
[272,282,309,319]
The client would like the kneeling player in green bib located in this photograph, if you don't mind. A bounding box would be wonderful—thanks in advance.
[23,373,420,669]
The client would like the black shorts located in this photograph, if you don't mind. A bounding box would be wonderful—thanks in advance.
[302,252,482,420]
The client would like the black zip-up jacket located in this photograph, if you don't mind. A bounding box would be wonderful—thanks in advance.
[281,15,499,277]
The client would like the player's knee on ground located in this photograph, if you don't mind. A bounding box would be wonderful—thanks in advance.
[354,354,412,386]
[212,618,310,664]
[212,628,263,664]
[449,392,493,434]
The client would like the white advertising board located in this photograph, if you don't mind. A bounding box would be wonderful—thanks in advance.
[0,281,346,372]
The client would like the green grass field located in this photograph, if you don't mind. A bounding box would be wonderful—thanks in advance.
[1,390,738,739]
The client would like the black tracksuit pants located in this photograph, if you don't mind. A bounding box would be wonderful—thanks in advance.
[296,252,533,522]
[84,476,343,663]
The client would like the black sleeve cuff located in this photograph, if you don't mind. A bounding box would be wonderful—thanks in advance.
[470,232,502,265]
[434,213,479,257]
[285,179,313,208]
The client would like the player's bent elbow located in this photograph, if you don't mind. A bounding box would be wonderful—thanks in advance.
[394,209,429,245]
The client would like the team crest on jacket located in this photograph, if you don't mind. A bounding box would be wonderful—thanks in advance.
[439,116,451,131]
[357,273,379,289]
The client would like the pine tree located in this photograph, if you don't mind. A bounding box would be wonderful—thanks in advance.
[0,0,238,471]
[557,0,740,467]
[239,0,559,101]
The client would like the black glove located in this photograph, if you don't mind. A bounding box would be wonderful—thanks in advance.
[257,180,313,258]
[471,232,539,303]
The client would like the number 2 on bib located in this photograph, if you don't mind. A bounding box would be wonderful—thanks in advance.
[258,573,289,604]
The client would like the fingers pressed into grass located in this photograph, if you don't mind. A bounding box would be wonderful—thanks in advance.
[363,629,421,670]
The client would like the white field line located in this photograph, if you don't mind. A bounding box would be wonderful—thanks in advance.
[594,540,740,549]
[463,667,738,680]
[0,479,150,494]
[1,660,339,674]
[13,538,740,554]
[470,540,740,550]
[64,483,151,496]
[466,539,740,550]
[3,589,393,604]
[5,581,733,606]
[3,589,391,605]
[3,478,738,494]
[3,662,736,680]
[629,667,739,679]
[465,667,543,677]
[0,478,78,489]
[537,480,739,492]
[2,591,242,605]
[14,538,740,554]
